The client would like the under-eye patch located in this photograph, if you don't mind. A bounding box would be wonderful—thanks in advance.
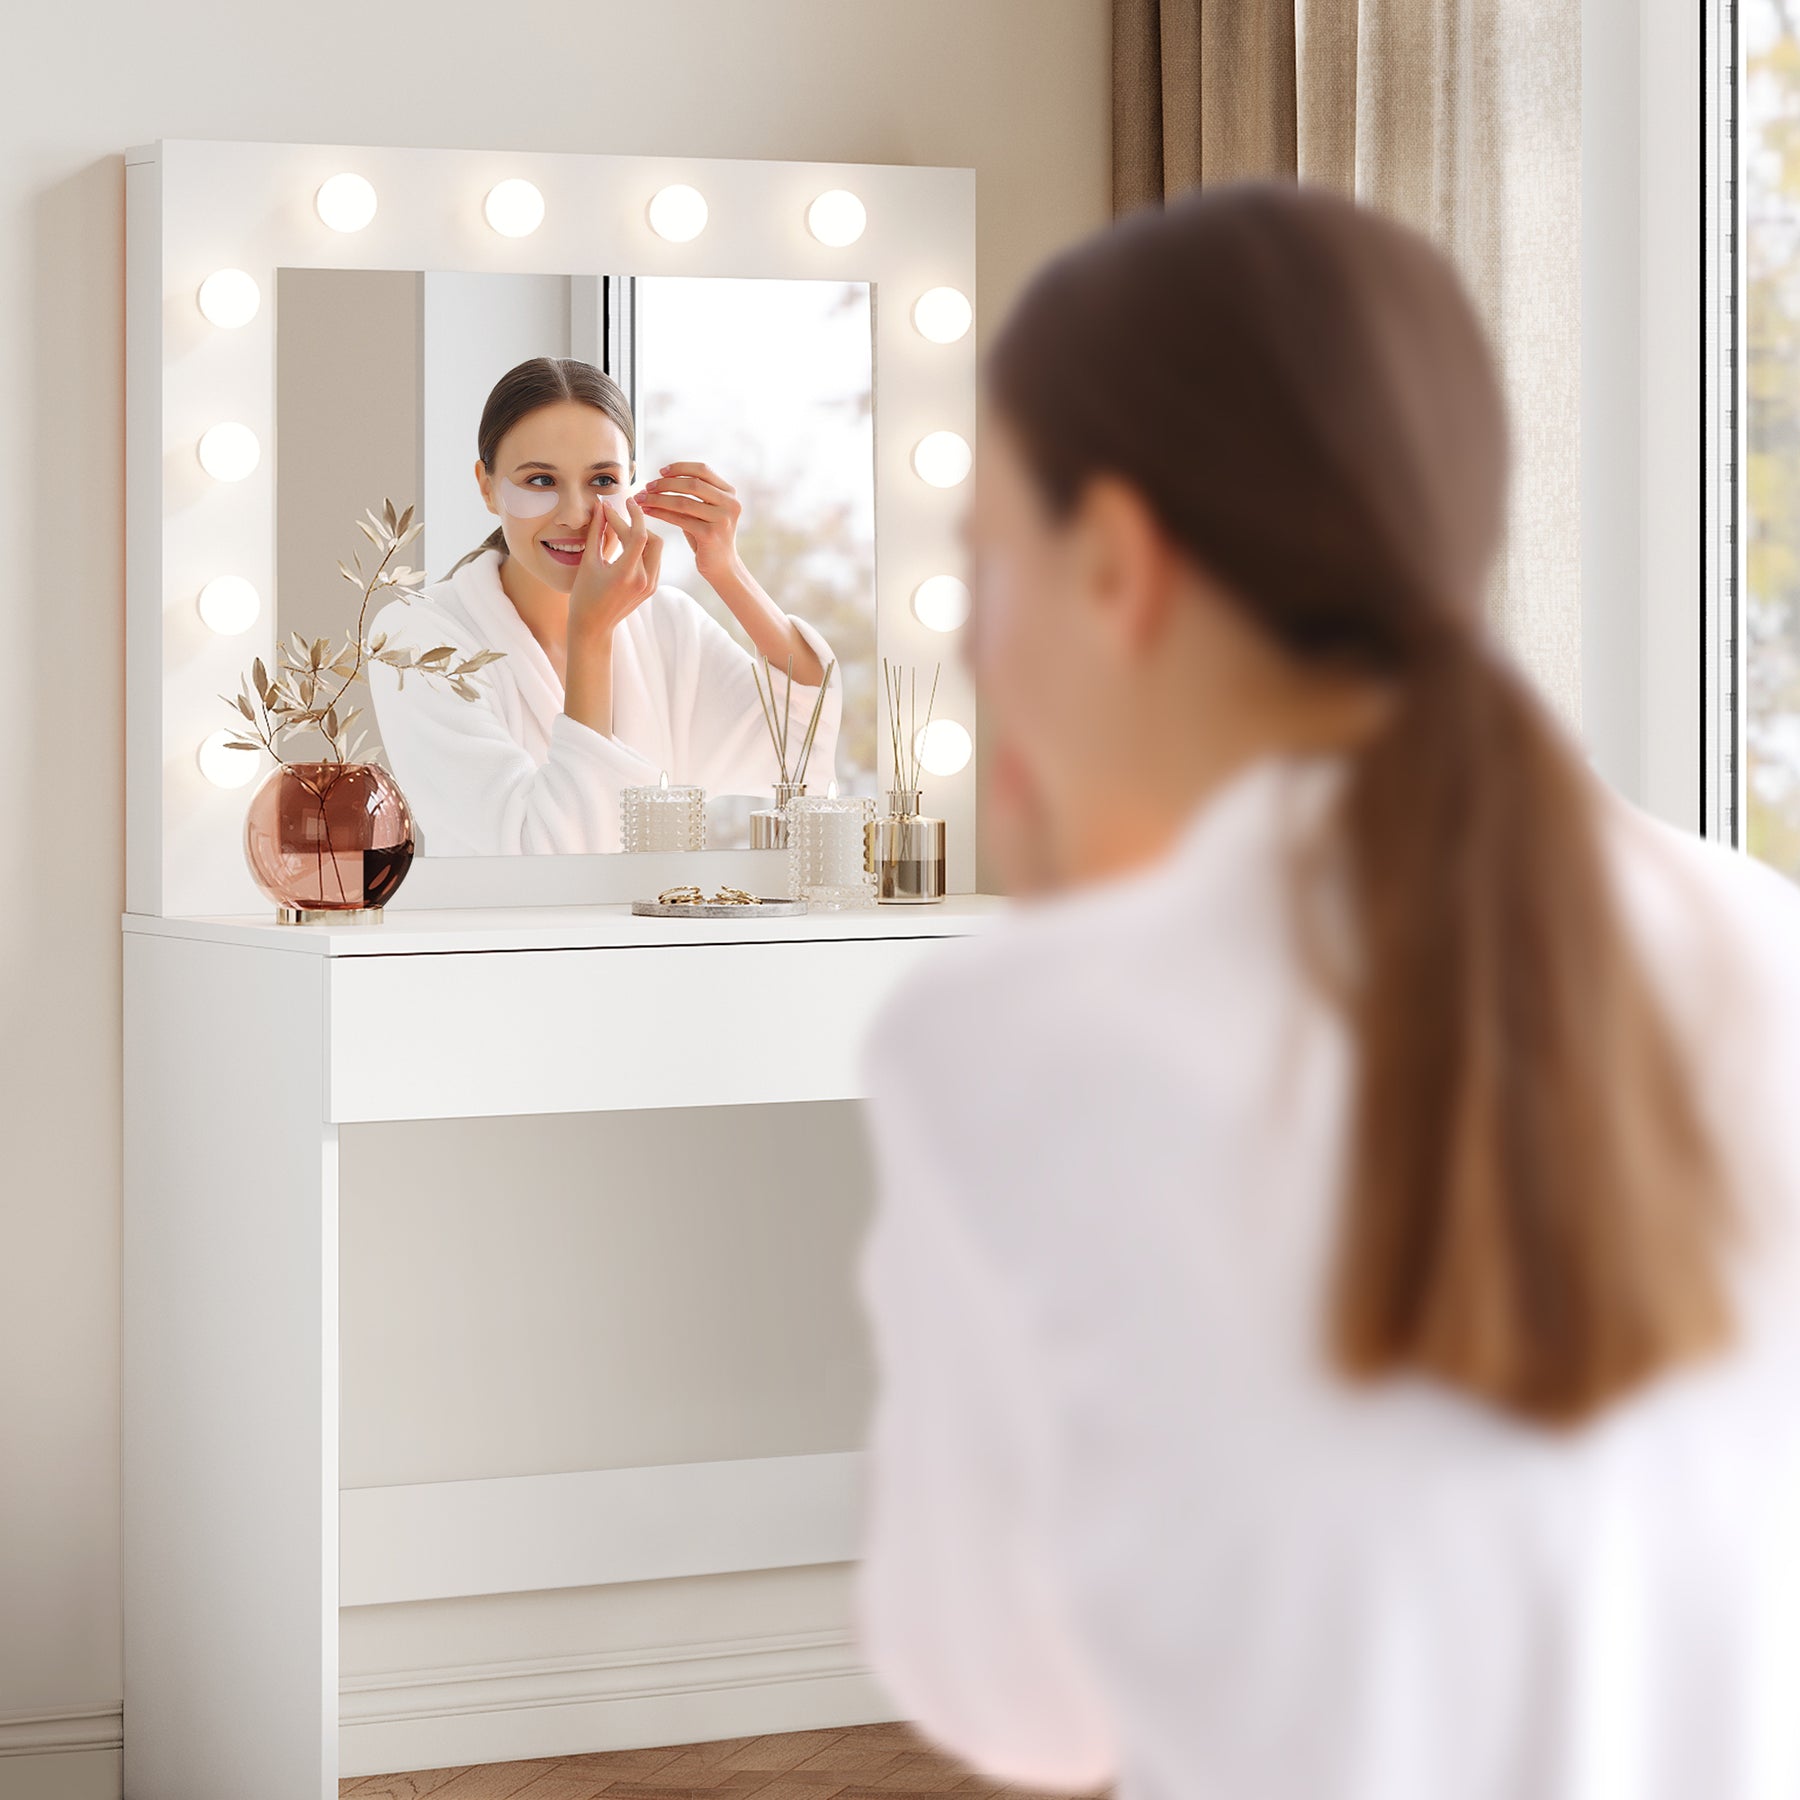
[497,476,560,519]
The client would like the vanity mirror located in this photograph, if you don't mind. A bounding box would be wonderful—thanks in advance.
[276,269,879,854]
[126,140,976,915]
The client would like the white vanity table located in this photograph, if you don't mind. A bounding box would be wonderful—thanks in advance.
[123,897,1000,1799]
[123,138,984,1798]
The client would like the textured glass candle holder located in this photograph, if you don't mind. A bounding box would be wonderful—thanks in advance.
[243,760,415,922]
[866,788,947,904]
[621,781,705,852]
[788,793,877,910]
[749,781,806,850]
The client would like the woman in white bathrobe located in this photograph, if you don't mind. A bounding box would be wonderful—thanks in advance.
[367,357,840,855]
[856,185,1800,1800]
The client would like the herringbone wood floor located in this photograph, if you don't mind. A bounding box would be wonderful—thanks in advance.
[340,1720,1098,1799]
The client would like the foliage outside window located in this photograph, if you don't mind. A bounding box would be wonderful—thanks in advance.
[1746,1,1800,874]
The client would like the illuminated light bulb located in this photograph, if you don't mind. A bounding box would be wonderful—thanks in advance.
[197,575,261,635]
[197,422,261,482]
[484,178,545,237]
[196,269,261,329]
[806,188,866,247]
[315,172,377,233]
[911,430,972,489]
[911,575,971,633]
[915,719,973,778]
[647,184,708,243]
[912,286,972,344]
[197,728,261,789]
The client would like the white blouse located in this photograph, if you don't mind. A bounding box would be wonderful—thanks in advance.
[364,548,840,855]
[856,752,1800,1800]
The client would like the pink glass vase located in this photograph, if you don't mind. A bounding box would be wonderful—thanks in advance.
[243,760,415,921]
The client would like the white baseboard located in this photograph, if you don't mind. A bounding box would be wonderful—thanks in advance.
[0,1707,123,1758]
[0,1709,123,1800]
[339,1626,902,1779]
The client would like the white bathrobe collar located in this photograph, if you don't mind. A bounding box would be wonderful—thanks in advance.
[442,548,567,712]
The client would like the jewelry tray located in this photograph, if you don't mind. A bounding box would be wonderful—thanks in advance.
[630,898,810,919]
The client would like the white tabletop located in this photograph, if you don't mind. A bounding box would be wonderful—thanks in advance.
[121,893,1009,957]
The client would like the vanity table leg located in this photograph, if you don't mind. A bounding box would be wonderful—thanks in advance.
[123,933,339,1800]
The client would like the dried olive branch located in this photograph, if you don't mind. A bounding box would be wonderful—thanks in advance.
[219,498,507,779]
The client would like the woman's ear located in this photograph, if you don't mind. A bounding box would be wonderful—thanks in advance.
[475,460,496,517]
[1074,475,1181,657]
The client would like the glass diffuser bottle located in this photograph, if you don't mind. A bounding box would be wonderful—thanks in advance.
[867,659,948,905]
[867,788,947,904]
[750,781,806,849]
[748,653,837,849]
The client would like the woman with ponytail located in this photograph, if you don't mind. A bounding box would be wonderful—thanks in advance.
[855,184,1800,1800]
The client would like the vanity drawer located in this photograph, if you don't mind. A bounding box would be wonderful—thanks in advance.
[325,935,957,1122]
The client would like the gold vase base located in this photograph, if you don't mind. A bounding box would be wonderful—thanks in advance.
[276,905,386,926]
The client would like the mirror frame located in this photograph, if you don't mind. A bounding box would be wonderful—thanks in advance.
[125,139,976,917]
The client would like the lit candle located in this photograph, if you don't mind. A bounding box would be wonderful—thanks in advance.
[621,770,705,852]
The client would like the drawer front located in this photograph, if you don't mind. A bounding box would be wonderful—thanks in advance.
[326,935,957,1122]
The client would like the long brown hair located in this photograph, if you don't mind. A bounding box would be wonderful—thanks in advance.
[446,357,635,578]
[987,182,1732,1426]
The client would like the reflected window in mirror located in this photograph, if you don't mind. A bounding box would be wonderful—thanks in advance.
[635,276,877,811]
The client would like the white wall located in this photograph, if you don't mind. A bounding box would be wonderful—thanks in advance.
[0,4,1110,1794]
[277,267,423,662]
[419,271,576,582]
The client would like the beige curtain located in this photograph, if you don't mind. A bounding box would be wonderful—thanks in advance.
[1112,0,1581,727]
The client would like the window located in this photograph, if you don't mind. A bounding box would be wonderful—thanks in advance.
[1737,0,1800,873]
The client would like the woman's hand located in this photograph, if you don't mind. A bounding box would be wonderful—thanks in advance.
[636,462,825,684]
[637,461,744,583]
[568,493,664,644]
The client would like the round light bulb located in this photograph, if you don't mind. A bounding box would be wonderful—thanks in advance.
[647,184,708,243]
[197,575,261,635]
[911,575,972,633]
[912,430,972,489]
[196,268,261,329]
[915,719,973,778]
[484,178,545,238]
[315,172,377,233]
[912,286,972,344]
[806,188,867,247]
[197,728,261,789]
[197,422,261,482]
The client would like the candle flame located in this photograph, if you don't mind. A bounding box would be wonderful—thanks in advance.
[827,778,840,799]
[659,769,669,790]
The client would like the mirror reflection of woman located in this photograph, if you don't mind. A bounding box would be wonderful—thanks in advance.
[366,358,839,854]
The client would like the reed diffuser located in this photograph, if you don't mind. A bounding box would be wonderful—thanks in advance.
[748,653,837,849]
[866,659,948,904]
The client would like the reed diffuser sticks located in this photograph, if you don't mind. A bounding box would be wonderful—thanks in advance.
[882,657,941,797]
[752,652,837,788]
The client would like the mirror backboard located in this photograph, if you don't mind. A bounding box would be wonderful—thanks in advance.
[125,139,975,916]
